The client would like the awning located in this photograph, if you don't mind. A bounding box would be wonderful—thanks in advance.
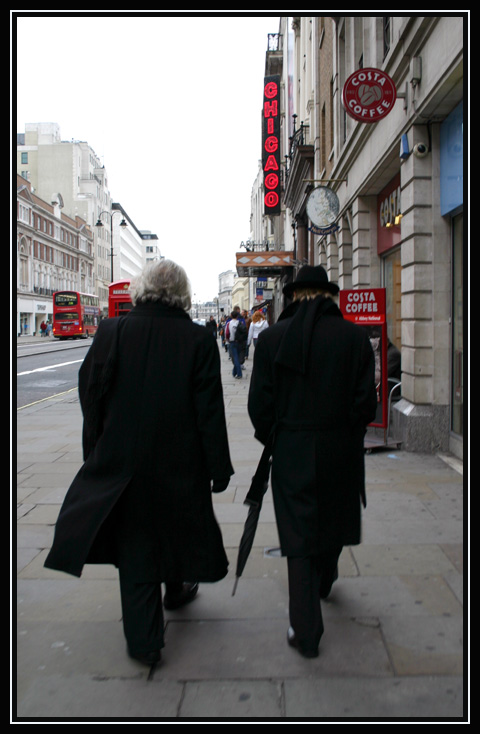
[236,250,294,278]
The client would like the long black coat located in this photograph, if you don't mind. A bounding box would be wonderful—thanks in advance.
[44,302,234,582]
[247,297,377,557]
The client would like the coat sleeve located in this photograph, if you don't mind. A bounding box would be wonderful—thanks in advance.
[247,332,276,445]
[193,333,234,481]
[78,318,120,460]
[78,333,101,460]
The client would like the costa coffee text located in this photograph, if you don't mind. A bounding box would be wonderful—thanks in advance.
[339,288,386,325]
[342,68,397,124]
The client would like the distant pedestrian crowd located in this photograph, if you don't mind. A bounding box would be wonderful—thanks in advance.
[40,320,52,337]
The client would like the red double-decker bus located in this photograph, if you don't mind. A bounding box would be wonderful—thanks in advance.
[52,291,101,339]
[108,281,132,318]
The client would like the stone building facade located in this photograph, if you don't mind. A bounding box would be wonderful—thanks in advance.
[245,16,465,457]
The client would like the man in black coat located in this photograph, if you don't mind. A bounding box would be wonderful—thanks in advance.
[248,266,377,658]
[45,260,234,667]
[205,314,218,338]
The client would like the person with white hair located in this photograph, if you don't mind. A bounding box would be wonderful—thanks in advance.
[45,259,234,668]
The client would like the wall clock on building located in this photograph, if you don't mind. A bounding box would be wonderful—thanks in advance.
[306,186,340,229]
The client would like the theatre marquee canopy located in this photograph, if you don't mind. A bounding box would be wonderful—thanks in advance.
[236,250,294,278]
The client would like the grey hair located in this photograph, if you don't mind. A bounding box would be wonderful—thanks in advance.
[130,259,192,311]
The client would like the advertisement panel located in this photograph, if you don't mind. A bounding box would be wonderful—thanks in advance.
[377,173,402,255]
[339,288,388,427]
[342,68,397,123]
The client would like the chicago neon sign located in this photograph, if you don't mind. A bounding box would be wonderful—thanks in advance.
[262,75,281,215]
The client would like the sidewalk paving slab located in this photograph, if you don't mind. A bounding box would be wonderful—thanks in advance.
[15,342,466,722]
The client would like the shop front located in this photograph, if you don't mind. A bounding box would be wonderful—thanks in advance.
[377,173,402,353]
[379,101,463,458]
[440,101,464,458]
[17,296,53,337]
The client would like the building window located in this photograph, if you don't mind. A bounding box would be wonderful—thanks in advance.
[382,247,402,348]
[21,152,28,164]
[383,17,391,58]
[451,214,463,436]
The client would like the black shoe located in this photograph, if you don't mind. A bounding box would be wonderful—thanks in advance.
[164,582,199,610]
[128,648,161,666]
[287,627,319,658]
[320,566,338,599]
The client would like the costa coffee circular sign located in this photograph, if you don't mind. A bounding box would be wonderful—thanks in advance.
[342,68,397,123]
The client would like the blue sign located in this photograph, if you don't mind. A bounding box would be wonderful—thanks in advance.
[440,101,463,216]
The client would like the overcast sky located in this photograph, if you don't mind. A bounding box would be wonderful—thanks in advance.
[15,12,280,302]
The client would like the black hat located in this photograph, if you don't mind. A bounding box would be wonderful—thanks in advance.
[283,265,339,298]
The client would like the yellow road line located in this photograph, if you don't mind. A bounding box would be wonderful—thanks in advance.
[17,387,78,411]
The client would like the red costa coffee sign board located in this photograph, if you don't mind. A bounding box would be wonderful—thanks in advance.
[339,288,388,428]
[339,288,386,325]
[262,75,281,215]
[342,68,397,123]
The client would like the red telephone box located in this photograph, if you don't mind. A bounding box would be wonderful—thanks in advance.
[108,281,132,318]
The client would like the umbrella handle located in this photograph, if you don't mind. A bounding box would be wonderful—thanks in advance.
[232,577,239,596]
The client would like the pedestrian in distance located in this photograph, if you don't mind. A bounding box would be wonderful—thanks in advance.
[248,265,377,659]
[44,259,234,668]
[219,315,228,351]
[236,312,249,367]
[247,310,269,349]
[205,314,218,339]
[227,310,244,379]
[40,320,47,337]
[242,310,252,360]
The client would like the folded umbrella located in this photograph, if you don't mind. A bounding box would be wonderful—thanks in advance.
[232,439,273,596]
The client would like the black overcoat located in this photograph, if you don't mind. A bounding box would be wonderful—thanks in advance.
[247,297,377,557]
[44,301,234,582]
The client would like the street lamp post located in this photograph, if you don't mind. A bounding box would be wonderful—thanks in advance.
[95,210,128,283]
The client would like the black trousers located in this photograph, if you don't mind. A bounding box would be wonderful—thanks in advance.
[119,576,185,655]
[287,546,342,653]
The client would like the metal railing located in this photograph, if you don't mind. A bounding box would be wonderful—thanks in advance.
[239,241,284,252]
[284,115,310,188]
